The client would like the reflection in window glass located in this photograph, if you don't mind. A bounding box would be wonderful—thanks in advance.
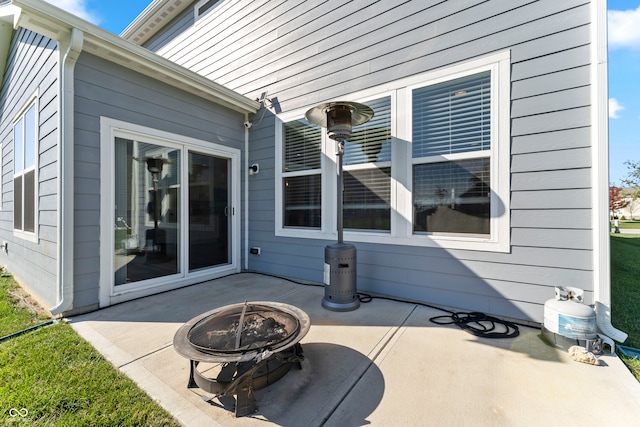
[113,138,181,285]
[344,97,391,165]
[413,158,490,235]
[189,152,230,271]
[283,175,321,228]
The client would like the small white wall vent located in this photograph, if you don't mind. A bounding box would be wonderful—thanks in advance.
[195,0,222,21]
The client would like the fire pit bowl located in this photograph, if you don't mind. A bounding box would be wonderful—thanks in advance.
[173,301,311,417]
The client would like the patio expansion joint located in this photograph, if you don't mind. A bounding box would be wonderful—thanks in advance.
[272,286,314,301]
[117,342,174,369]
[368,304,418,362]
[316,304,418,425]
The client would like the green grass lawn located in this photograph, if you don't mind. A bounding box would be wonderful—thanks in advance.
[0,275,180,426]
[611,234,640,380]
[618,221,640,230]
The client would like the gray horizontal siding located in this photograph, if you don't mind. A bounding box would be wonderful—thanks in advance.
[511,66,590,99]
[511,45,591,81]
[512,169,591,191]
[246,113,277,258]
[148,0,596,323]
[512,107,590,136]
[511,229,592,250]
[512,148,591,173]
[511,210,591,229]
[228,0,588,108]
[0,28,59,307]
[512,189,592,210]
[511,87,590,118]
[71,52,246,311]
[512,127,591,155]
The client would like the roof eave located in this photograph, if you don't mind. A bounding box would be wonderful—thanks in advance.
[120,0,190,46]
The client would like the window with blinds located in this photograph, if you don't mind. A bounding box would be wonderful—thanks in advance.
[344,167,391,230]
[413,71,491,159]
[344,97,391,165]
[13,102,37,234]
[283,119,321,172]
[281,98,391,231]
[276,51,509,250]
[282,119,322,227]
[343,96,392,231]
[412,71,492,235]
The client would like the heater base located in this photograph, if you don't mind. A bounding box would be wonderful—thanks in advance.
[323,243,359,312]
[322,298,360,312]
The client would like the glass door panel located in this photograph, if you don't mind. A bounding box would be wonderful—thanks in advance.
[114,137,181,285]
[189,152,230,271]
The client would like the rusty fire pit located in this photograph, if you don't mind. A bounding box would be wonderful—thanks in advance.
[173,301,310,417]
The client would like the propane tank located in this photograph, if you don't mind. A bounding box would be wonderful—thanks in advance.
[543,287,597,347]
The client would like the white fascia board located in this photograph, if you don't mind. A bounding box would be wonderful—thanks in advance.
[0,5,19,84]
[11,0,259,114]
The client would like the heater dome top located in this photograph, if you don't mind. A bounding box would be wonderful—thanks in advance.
[305,101,374,130]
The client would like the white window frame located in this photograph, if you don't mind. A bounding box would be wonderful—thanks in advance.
[12,94,39,242]
[275,51,511,252]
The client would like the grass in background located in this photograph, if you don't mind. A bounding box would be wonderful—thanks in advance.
[610,234,640,380]
[618,221,640,230]
[0,275,180,426]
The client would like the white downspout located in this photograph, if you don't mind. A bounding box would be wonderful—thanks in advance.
[50,28,83,315]
[591,0,627,343]
[244,113,250,271]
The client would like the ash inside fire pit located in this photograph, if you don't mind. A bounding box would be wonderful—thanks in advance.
[187,303,300,354]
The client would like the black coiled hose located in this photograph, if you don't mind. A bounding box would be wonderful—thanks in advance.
[429,311,520,338]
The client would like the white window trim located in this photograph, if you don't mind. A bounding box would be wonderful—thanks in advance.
[12,93,39,243]
[99,117,241,307]
[275,51,511,252]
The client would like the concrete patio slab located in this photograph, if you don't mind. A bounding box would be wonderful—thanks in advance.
[326,305,640,426]
[70,273,640,426]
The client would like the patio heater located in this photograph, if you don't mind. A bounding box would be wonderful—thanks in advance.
[305,101,374,311]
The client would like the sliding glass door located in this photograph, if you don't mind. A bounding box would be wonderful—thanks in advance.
[113,138,231,287]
